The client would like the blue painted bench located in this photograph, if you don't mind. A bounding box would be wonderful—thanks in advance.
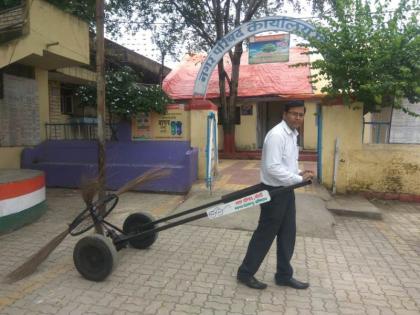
[21,140,198,194]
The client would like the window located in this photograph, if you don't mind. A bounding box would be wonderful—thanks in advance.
[61,85,74,114]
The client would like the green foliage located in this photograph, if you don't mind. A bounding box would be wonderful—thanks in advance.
[75,66,170,118]
[304,0,420,115]
[136,1,288,55]
[0,0,21,10]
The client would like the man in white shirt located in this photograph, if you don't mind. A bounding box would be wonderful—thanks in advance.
[237,102,313,290]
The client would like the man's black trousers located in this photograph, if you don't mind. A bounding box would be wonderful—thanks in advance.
[237,186,296,282]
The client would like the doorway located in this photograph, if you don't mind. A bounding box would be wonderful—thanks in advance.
[257,101,304,148]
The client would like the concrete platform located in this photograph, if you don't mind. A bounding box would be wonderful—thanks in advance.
[326,194,383,220]
[0,169,47,233]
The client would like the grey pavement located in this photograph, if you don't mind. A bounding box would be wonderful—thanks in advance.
[1,160,420,315]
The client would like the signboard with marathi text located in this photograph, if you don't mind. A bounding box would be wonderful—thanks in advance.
[249,34,290,64]
[132,104,190,141]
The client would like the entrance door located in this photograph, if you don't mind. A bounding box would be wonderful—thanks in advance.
[257,101,304,148]
[257,101,284,148]
[257,102,267,148]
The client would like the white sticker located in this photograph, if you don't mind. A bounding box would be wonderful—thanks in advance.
[206,190,271,219]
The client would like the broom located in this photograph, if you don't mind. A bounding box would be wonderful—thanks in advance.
[4,167,171,283]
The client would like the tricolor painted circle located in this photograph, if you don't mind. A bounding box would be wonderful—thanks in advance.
[0,170,47,233]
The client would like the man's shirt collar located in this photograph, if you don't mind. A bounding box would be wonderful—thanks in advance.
[280,120,299,136]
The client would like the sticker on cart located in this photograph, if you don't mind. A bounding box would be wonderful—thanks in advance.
[206,190,271,219]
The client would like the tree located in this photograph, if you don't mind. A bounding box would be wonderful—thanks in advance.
[303,0,420,115]
[135,1,317,153]
[134,0,334,153]
[76,66,171,140]
[151,21,187,85]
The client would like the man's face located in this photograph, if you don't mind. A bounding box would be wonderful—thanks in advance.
[283,106,305,130]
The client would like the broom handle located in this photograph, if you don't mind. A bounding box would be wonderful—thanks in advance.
[139,181,311,229]
[116,180,311,245]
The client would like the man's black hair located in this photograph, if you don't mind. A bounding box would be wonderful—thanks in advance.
[284,101,305,113]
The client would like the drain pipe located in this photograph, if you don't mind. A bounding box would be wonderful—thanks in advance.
[332,138,339,195]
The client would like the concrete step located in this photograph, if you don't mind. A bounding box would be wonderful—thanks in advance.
[326,195,383,220]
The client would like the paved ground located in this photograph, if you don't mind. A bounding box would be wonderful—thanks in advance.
[1,160,419,315]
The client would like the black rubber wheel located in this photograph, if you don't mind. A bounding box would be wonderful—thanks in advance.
[122,212,158,249]
[73,234,118,281]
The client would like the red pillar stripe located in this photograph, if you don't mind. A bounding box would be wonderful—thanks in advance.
[0,175,45,200]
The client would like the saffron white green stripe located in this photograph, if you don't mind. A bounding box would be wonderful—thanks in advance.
[0,187,46,217]
[0,169,47,233]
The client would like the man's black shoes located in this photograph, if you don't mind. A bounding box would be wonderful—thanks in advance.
[275,277,309,289]
[237,275,308,290]
[237,275,267,289]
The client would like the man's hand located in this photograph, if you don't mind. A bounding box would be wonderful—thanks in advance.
[299,170,314,181]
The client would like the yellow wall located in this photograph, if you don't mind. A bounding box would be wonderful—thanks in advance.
[321,103,420,195]
[309,52,328,97]
[235,104,257,150]
[0,147,24,169]
[36,68,49,140]
[303,101,317,150]
[321,104,363,192]
[218,125,224,149]
[346,145,420,195]
[0,0,90,69]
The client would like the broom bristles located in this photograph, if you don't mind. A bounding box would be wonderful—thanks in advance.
[4,167,171,283]
[4,228,69,283]
[116,167,171,196]
[80,177,100,205]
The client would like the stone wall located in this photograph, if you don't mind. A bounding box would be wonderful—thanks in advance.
[0,73,40,146]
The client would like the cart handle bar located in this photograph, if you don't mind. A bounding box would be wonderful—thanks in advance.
[138,182,265,230]
[115,180,311,246]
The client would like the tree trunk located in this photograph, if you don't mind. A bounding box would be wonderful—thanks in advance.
[216,60,234,153]
[223,42,243,154]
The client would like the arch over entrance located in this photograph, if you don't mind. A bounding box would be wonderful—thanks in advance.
[193,16,321,97]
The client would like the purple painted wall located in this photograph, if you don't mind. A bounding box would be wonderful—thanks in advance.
[21,140,198,194]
